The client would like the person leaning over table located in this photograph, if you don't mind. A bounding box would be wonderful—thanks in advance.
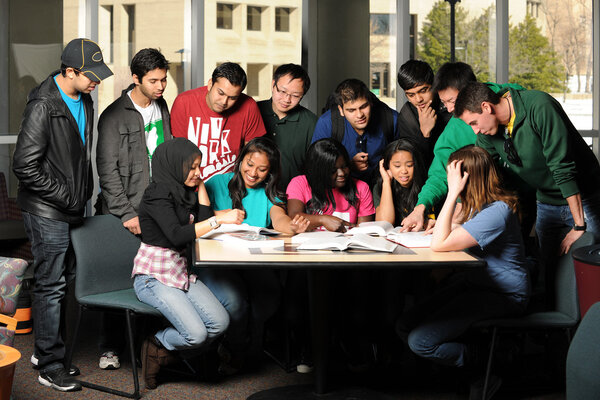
[397,146,530,399]
[200,136,309,376]
[132,138,244,390]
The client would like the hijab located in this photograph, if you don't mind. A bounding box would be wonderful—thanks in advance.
[151,138,202,210]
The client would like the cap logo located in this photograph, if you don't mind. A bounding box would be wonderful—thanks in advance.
[92,51,103,62]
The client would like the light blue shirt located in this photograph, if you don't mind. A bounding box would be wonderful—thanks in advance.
[205,172,276,228]
[54,75,86,144]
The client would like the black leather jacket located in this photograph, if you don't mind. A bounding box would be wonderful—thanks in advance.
[13,72,94,224]
[96,84,171,222]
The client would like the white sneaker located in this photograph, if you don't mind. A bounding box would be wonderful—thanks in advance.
[99,351,121,370]
[31,354,38,366]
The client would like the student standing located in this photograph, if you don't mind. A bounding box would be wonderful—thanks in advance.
[13,38,112,392]
[95,48,172,370]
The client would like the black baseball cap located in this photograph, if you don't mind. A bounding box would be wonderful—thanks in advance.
[61,38,113,82]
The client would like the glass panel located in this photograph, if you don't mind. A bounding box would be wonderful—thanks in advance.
[247,6,262,31]
[204,1,302,100]
[509,0,593,131]
[217,3,234,29]
[410,0,497,83]
[96,0,186,114]
[4,0,66,196]
[370,0,397,108]
[275,7,290,32]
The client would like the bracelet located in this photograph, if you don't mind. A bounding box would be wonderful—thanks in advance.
[208,216,220,230]
[573,222,587,231]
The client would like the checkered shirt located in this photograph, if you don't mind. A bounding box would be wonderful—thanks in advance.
[132,242,197,291]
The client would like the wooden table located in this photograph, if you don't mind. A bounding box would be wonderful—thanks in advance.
[194,237,484,399]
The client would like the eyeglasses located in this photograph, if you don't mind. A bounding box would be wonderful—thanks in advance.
[274,83,303,101]
[356,135,367,153]
[503,136,523,167]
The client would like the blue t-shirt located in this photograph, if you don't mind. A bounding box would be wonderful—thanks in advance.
[311,108,398,183]
[462,201,530,303]
[54,75,86,144]
[205,172,276,228]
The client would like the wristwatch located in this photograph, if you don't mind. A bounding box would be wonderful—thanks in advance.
[208,216,220,230]
[573,222,587,231]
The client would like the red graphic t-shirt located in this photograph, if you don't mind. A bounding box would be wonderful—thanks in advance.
[171,86,266,181]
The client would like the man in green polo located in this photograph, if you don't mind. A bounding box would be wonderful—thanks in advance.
[258,64,317,190]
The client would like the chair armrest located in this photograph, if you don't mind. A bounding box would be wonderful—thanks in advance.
[0,314,17,331]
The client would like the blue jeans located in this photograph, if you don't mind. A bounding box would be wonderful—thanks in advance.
[22,212,75,373]
[397,274,524,367]
[194,268,281,355]
[133,275,229,351]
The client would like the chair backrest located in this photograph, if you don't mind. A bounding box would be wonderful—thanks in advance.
[71,215,141,300]
[556,231,595,320]
[0,256,28,346]
[566,301,600,400]
[0,172,9,220]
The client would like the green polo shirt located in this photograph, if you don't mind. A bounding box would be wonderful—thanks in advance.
[258,99,317,189]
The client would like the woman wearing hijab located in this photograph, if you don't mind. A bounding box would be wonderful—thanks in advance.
[131,138,244,389]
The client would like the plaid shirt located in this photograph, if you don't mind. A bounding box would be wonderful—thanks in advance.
[132,242,197,291]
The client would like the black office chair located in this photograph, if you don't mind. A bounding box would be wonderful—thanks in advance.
[66,214,163,399]
[473,231,595,400]
[566,301,600,399]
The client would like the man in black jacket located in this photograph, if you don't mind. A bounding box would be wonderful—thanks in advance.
[396,60,451,169]
[12,38,112,392]
[95,48,171,370]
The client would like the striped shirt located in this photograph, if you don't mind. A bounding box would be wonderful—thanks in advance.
[132,242,197,291]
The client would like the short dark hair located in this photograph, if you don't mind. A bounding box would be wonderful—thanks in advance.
[432,62,477,93]
[334,79,371,107]
[397,60,434,91]
[212,62,247,90]
[454,82,502,117]
[273,64,310,94]
[130,48,169,81]
[60,63,80,77]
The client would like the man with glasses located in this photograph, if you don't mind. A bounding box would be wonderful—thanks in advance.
[454,81,600,259]
[171,62,265,181]
[400,62,524,232]
[312,78,398,186]
[13,38,112,392]
[258,64,317,189]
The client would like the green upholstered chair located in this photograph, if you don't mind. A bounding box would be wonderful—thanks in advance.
[473,231,595,400]
[566,301,600,400]
[66,214,162,399]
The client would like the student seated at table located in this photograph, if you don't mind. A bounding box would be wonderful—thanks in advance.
[201,136,309,375]
[397,146,530,397]
[132,138,244,389]
[286,138,376,370]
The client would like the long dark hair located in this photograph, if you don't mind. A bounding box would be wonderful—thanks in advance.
[228,137,285,213]
[304,138,358,214]
[379,138,427,220]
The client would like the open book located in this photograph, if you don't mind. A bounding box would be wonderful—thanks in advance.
[296,233,397,253]
[386,231,432,248]
[203,232,284,248]
[201,223,279,238]
[345,221,394,236]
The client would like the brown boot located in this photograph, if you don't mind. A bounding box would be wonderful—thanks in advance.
[141,336,163,389]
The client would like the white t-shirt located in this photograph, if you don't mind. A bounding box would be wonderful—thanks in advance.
[128,90,165,159]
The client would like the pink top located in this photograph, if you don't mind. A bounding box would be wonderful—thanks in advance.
[286,175,375,224]
[132,243,197,291]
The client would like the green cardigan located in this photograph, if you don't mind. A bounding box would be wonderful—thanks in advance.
[476,87,600,205]
[416,82,524,209]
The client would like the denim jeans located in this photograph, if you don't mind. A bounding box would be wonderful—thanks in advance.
[397,274,524,368]
[22,211,75,373]
[194,268,281,355]
[133,275,229,351]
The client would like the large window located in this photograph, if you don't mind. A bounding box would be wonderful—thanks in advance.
[509,0,593,131]
[370,1,397,107]
[275,7,291,32]
[247,6,262,31]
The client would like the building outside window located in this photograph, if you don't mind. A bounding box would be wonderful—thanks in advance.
[217,3,234,29]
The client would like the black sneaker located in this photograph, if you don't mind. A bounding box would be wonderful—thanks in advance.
[31,354,80,376]
[38,368,82,392]
[469,374,502,400]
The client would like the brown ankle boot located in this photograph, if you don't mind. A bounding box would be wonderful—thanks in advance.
[141,336,162,390]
